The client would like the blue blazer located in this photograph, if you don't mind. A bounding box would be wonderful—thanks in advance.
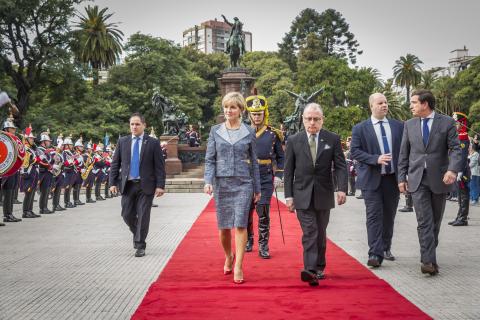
[204,123,261,193]
[350,118,404,190]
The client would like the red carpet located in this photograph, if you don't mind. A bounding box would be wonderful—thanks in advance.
[132,198,431,320]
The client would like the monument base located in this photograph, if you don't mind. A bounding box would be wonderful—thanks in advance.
[160,135,182,175]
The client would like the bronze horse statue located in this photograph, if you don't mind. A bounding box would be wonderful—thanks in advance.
[222,15,245,68]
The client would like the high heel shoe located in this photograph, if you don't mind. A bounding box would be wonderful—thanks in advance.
[223,254,235,275]
[233,269,244,284]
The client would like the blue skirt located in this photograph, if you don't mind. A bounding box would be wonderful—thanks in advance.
[214,177,253,229]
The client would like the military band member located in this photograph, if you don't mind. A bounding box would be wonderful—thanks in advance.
[245,94,285,258]
[52,138,66,212]
[103,145,113,198]
[62,136,76,208]
[2,116,22,222]
[37,132,55,214]
[72,137,86,206]
[93,143,106,201]
[83,141,96,203]
[20,126,41,218]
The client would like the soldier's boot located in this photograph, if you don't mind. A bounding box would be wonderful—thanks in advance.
[257,204,271,259]
[451,187,469,226]
[39,190,53,214]
[53,188,65,211]
[245,206,254,252]
[95,182,105,201]
[73,185,85,205]
[3,189,21,222]
[86,187,96,203]
[64,188,75,208]
[23,191,40,218]
[28,190,40,217]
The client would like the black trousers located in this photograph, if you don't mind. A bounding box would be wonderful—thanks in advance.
[296,200,330,272]
[121,180,154,249]
[362,174,399,257]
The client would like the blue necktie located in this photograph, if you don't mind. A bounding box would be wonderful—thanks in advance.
[130,137,140,178]
[422,118,430,147]
[379,121,392,173]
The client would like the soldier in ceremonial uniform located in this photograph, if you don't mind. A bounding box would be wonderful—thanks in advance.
[2,116,22,222]
[245,94,285,258]
[52,136,66,212]
[37,132,55,214]
[103,145,113,198]
[62,136,76,208]
[93,143,106,201]
[83,141,96,203]
[186,124,201,147]
[72,137,86,206]
[20,125,41,218]
[449,111,470,226]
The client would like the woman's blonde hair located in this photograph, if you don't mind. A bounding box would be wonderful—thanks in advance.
[222,92,246,113]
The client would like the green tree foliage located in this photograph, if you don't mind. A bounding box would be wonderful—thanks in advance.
[432,76,458,116]
[323,105,366,139]
[393,54,423,103]
[73,5,124,86]
[278,8,362,71]
[241,52,295,125]
[0,0,83,119]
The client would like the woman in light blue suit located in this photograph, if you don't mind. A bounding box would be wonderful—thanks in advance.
[204,92,261,284]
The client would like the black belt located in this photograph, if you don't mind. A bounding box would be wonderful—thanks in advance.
[129,179,141,183]
[381,173,395,177]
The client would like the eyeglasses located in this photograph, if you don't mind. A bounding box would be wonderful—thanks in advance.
[303,117,322,122]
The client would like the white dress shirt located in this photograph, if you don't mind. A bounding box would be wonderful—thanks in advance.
[371,116,393,174]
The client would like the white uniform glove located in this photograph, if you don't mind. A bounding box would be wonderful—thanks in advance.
[273,176,283,188]
[0,92,11,107]
[456,172,463,182]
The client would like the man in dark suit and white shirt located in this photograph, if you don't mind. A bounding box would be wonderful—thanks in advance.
[351,93,404,267]
[110,113,166,257]
[398,90,462,275]
[284,103,348,286]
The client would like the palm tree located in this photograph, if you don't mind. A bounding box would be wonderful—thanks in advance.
[382,79,410,120]
[75,5,124,85]
[393,54,423,103]
[419,70,438,90]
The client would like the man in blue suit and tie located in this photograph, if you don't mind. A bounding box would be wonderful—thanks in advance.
[351,93,404,267]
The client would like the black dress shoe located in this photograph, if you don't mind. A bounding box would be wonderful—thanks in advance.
[40,209,55,214]
[96,196,106,201]
[398,207,413,212]
[54,205,66,211]
[135,249,145,257]
[4,214,22,222]
[384,250,395,261]
[315,270,326,280]
[74,200,85,206]
[421,263,438,275]
[448,219,457,225]
[86,199,96,203]
[29,211,41,218]
[65,203,75,209]
[151,203,158,207]
[356,195,364,199]
[347,192,355,196]
[451,220,468,226]
[22,211,40,218]
[301,270,319,286]
[367,255,382,268]
[13,199,22,204]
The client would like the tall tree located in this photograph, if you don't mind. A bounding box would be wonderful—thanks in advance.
[393,54,423,103]
[74,5,123,86]
[279,8,362,71]
[418,69,439,90]
[0,0,83,119]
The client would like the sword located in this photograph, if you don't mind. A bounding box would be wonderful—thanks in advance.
[274,186,285,245]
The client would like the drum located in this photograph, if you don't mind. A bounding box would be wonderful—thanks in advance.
[0,131,25,177]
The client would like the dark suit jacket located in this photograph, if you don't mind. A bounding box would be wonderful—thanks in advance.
[398,113,462,194]
[109,134,166,195]
[350,118,404,190]
[284,129,348,210]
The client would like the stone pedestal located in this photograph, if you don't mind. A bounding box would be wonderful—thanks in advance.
[160,135,182,175]
[218,67,255,97]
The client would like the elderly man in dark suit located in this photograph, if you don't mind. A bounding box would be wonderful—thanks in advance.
[351,93,404,267]
[398,89,462,275]
[110,113,166,257]
[284,103,348,286]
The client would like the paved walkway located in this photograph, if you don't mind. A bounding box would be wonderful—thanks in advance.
[0,193,478,319]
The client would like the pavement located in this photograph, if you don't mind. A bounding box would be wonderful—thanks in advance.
[0,192,478,320]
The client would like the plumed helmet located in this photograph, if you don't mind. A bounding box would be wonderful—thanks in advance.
[95,143,104,152]
[2,116,16,130]
[40,132,52,142]
[453,111,468,141]
[63,135,73,145]
[23,124,35,138]
[74,137,83,148]
[245,93,269,125]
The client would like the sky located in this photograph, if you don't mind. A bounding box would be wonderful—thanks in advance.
[86,0,480,80]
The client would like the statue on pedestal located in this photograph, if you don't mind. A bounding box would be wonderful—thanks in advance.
[221,14,246,68]
[151,89,189,142]
[283,88,324,135]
